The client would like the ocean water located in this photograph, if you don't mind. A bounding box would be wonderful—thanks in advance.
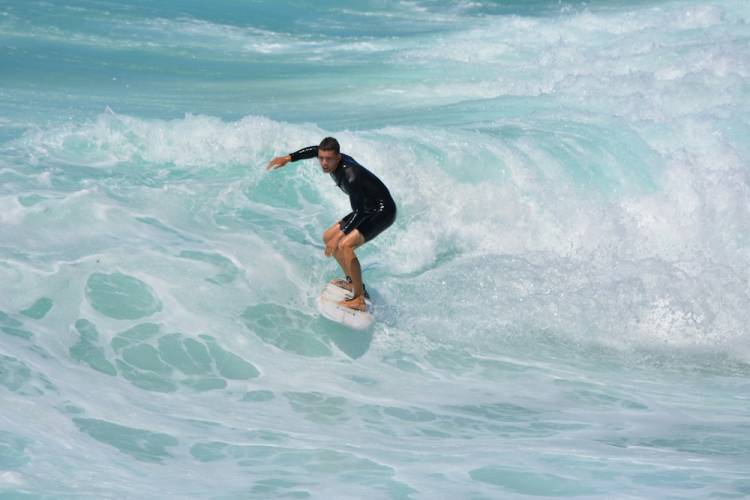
[1,0,750,497]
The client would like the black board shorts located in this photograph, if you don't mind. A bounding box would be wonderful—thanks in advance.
[339,200,396,242]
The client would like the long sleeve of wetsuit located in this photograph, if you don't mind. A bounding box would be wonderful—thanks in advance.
[289,146,318,162]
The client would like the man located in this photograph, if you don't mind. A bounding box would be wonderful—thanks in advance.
[266,137,396,311]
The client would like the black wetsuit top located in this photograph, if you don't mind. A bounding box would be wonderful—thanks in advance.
[290,146,396,240]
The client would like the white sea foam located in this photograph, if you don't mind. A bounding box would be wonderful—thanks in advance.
[6,104,749,359]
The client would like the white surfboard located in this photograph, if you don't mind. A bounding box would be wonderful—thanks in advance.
[316,282,374,330]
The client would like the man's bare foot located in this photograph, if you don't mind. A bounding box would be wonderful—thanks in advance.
[330,278,370,299]
[330,278,352,291]
[339,295,366,311]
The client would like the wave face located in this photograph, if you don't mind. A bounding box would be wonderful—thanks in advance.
[1,0,749,497]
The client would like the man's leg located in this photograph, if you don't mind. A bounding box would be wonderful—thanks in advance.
[322,222,341,245]
[323,222,353,288]
[334,230,367,310]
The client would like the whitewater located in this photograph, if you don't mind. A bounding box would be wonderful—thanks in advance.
[1,0,749,498]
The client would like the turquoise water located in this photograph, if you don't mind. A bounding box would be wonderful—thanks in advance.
[2,0,750,497]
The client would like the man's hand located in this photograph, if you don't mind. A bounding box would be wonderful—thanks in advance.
[266,155,291,171]
[325,231,344,257]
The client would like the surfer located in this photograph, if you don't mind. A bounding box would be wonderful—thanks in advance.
[266,137,396,311]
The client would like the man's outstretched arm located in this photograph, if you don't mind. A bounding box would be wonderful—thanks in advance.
[266,145,318,170]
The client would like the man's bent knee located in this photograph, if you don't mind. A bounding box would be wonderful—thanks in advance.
[323,224,342,244]
[338,230,365,251]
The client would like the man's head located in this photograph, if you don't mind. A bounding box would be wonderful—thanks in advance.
[318,137,341,173]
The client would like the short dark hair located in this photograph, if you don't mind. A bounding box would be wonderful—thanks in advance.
[319,137,340,154]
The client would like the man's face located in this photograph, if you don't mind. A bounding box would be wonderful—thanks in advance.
[318,149,340,173]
